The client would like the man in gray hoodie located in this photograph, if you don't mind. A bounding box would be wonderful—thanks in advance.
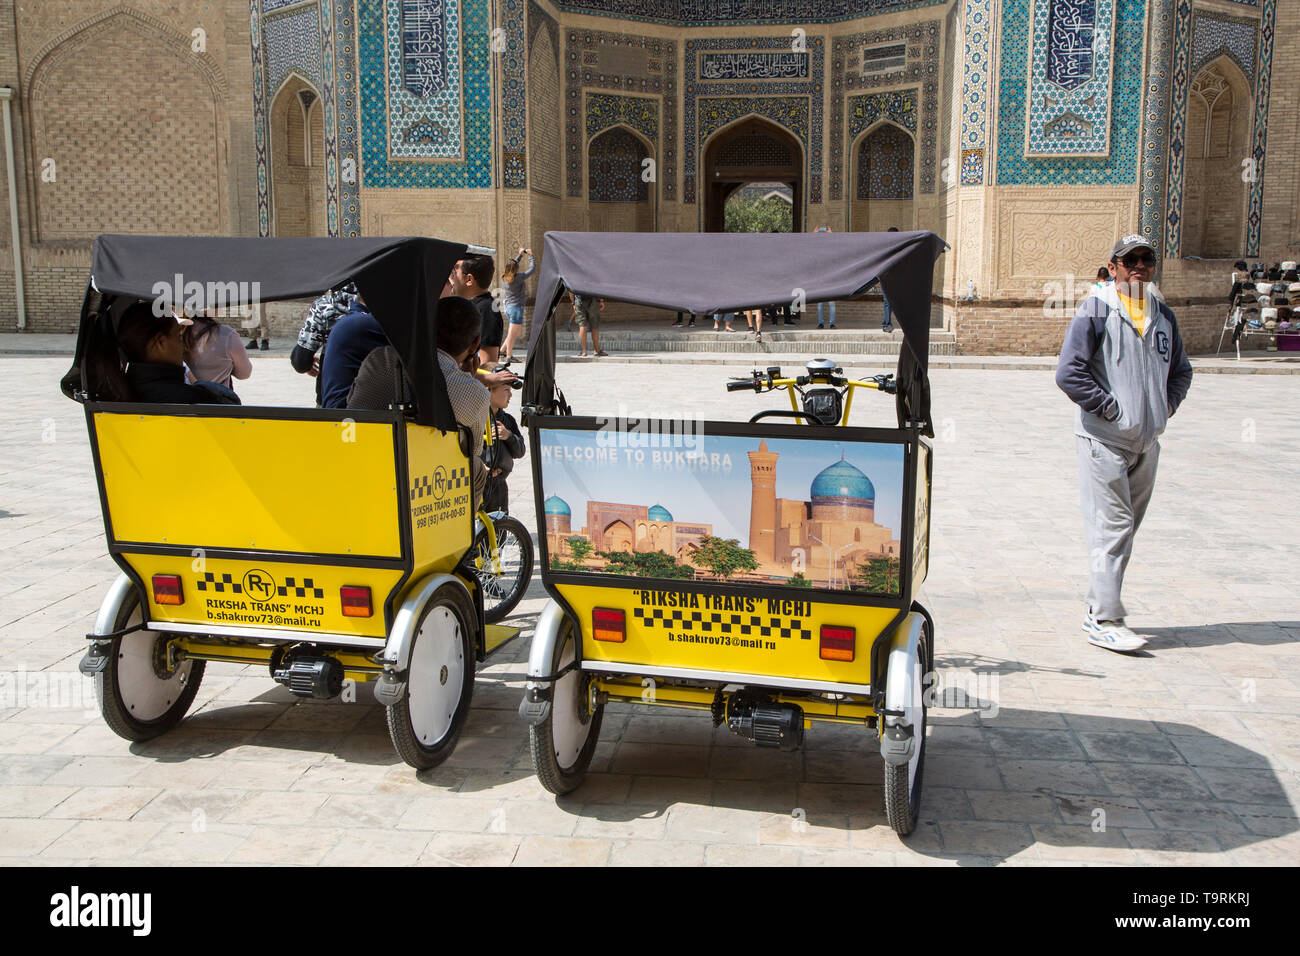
[1055,235,1193,653]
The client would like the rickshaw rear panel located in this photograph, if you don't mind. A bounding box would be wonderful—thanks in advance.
[92,408,404,558]
[552,581,897,689]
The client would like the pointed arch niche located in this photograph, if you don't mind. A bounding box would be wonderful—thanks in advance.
[269,74,327,237]
[586,125,655,232]
[850,122,915,233]
[702,117,803,233]
[1181,58,1252,259]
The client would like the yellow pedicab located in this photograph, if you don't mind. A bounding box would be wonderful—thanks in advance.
[518,230,945,834]
[63,235,519,769]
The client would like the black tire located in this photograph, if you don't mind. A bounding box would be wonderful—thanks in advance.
[387,584,477,770]
[883,622,929,836]
[473,515,534,624]
[529,619,603,794]
[96,589,205,742]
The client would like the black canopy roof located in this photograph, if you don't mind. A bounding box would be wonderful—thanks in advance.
[523,230,947,434]
[67,235,467,428]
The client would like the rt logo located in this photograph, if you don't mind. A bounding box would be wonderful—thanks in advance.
[432,465,448,500]
[242,569,277,601]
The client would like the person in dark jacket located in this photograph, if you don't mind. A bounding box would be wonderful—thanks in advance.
[481,380,526,514]
[86,301,240,404]
[1055,234,1192,654]
[319,296,386,408]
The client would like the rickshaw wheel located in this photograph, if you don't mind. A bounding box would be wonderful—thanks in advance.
[474,515,534,624]
[883,622,930,836]
[387,584,476,770]
[97,589,205,742]
[530,619,603,795]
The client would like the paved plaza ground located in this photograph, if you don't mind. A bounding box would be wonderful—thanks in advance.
[1,352,1298,866]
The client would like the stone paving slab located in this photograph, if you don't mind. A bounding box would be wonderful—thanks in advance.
[1,356,1297,866]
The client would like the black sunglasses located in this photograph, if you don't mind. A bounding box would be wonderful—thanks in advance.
[1120,252,1156,268]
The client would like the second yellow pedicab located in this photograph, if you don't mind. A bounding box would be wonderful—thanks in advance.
[519,230,945,834]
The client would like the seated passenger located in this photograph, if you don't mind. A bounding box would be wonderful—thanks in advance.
[87,301,240,404]
[348,296,494,499]
[482,379,526,514]
[319,293,385,408]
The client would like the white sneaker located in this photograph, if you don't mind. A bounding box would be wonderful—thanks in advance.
[1083,613,1147,653]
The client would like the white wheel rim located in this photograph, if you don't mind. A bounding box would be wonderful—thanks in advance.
[551,636,591,770]
[408,605,465,746]
[115,609,193,723]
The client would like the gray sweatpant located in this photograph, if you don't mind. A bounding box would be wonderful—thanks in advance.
[1076,436,1160,621]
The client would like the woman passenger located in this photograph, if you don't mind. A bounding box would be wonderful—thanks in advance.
[86,301,240,404]
[183,313,253,394]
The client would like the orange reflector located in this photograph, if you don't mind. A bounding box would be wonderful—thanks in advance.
[340,586,372,618]
[820,624,855,662]
[593,607,625,643]
[152,574,184,606]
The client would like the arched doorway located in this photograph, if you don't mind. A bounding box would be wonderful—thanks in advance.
[586,125,655,232]
[1181,58,1251,259]
[270,75,326,237]
[703,117,803,233]
[850,123,915,232]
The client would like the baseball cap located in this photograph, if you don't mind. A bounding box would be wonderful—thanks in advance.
[1110,234,1157,260]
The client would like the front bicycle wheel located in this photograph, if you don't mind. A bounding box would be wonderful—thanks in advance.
[474,515,534,624]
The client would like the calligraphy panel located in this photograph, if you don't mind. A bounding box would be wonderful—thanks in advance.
[699,52,809,81]
[1025,0,1115,156]
[385,0,464,159]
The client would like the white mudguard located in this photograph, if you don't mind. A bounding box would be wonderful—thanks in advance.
[379,573,474,673]
[94,573,139,637]
[880,610,925,765]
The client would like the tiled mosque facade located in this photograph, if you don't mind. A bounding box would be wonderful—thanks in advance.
[1,0,1297,354]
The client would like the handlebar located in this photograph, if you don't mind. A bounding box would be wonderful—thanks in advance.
[727,368,896,395]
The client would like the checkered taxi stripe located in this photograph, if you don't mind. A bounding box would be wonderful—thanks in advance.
[196,573,241,594]
[632,607,813,641]
[278,577,324,598]
[411,467,471,500]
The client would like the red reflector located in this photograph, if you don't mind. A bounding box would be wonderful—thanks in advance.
[341,586,372,618]
[820,624,855,662]
[593,607,625,643]
[152,574,183,606]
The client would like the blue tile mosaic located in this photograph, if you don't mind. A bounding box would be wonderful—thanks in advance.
[958,0,992,184]
[263,0,305,11]
[499,0,528,188]
[320,0,340,234]
[996,0,1143,185]
[1190,10,1257,83]
[566,29,677,200]
[857,122,913,200]
[333,0,362,234]
[831,19,939,200]
[1025,0,1115,156]
[1246,0,1275,257]
[385,0,463,159]
[359,0,493,188]
[684,36,824,205]
[264,4,323,98]
[588,126,650,201]
[551,0,945,27]
[1162,0,1192,256]
[586,92,660,143]
[1137,0,1175,249]
[251,1,270,236]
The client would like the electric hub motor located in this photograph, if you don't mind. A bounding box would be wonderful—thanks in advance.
[724,693,805,751]
[272,654,344,700]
